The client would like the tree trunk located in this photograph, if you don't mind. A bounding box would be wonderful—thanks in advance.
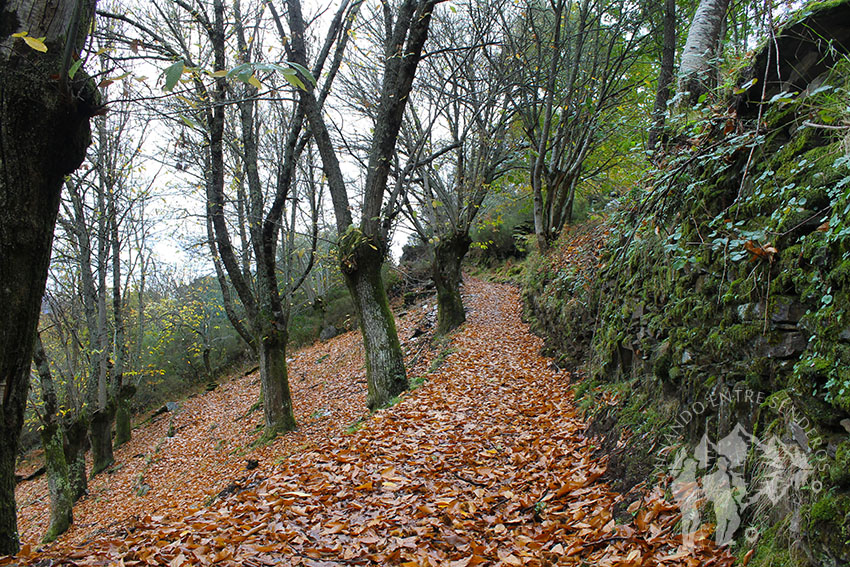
[33,335,73,542]
[433,233,471,336]
[90,407,115,475]
[64,417,89,501]
[0,0,97,551]
[91,185,114,471]
[109,185,131,446]
[648,0,676,151]
[114,401,131,446]
[0,416,23,554]
[114,383,135,446]
[40,426,73,542]
[341,240,407,410]
[202,348,213,381]
[678,0,730,105]
[258,324,297,434]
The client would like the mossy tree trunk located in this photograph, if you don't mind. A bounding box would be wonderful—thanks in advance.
[433,232,472,335]
[0,0,96,552]
[342,241,408,410]
[258,322,297,434]
[39,426,73,542]
[114,400,131,446]
[32,335,73,542]
[287,0,438,412]
[90,405,115,475]
[114,384,134,446]
[64,417,89,501]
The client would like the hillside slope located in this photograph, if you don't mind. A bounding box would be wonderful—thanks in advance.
[8,280,733,566]
[13,296,437,550]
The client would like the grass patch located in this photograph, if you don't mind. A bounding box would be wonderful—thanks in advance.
[428,346,456,373]
[344,416,367,434]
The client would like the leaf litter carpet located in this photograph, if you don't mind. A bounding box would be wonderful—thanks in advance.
[10,279,734,566]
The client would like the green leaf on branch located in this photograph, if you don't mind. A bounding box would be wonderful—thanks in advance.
[180,114,202,130]
[286,62,317,86]
[281,68,306,90]
[163,60,185,92]
[68,58,84,79]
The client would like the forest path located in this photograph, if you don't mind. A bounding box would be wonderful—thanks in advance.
[12,279,734,566]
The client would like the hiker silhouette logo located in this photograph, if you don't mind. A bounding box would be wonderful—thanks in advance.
[663,390,824,548]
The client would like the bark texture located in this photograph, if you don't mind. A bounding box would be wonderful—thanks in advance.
[0,0,97,552]
[648,0,676,151]
[64,417,89,501]
[341,240,407,410]
[433,233,471,335]
[678,0,730,104]
[90,406,115,475]
[258,326,297,434]
[33,336,73,542]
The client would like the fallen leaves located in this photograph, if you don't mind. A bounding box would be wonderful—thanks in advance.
[9,279,735,567]
[743,240,778,262]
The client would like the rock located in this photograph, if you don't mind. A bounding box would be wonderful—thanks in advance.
[151,401,180,418]
[319,325,339,341]
[737,298,804,325]
[840,419,850,434]
[738,1,850,116]
[737,303,758,321]
[790,421,810,453]
[755,332,808,359]
[770,297,806,324]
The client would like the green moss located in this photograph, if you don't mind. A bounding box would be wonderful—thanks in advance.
[809,492,849,525]
[831,441,850,487]
[744,520,807,567]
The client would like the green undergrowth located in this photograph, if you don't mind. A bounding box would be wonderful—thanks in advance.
[522,17,850,564]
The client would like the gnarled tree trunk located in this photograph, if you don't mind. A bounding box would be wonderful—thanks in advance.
[0,0,97,552]
[90,405,115,475]
[341,241,407,410]
[64,417,89,501]
[114,384,135,446]
[433,232,472,335]
[32,336,73,542]
[258,323,297,434]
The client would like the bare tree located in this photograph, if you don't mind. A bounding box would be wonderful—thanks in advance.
[100,0,353,435]
[286,0,443,409]
[506,0,647,251]
[399,0,518,334]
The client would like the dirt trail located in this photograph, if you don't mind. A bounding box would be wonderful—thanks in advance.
[10,279,733,566]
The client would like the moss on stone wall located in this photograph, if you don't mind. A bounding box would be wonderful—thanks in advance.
[523,10,850,564]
